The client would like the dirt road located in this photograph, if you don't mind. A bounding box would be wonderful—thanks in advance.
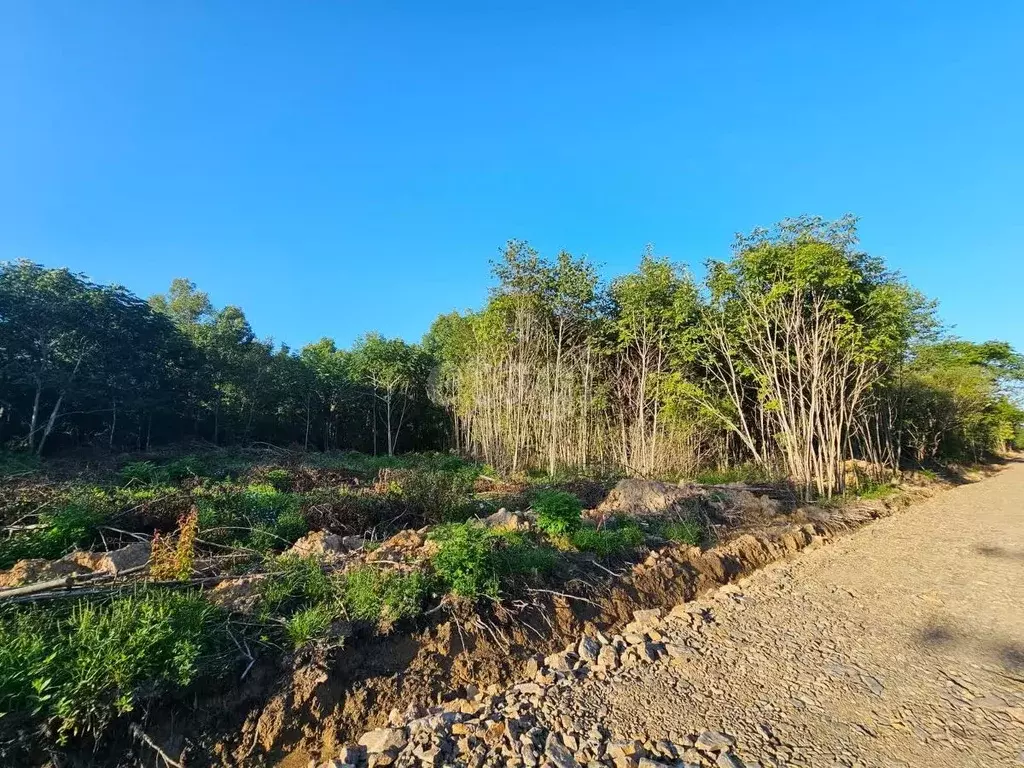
[523,461,1024,767]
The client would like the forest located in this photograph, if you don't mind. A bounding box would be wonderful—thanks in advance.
[2,215,1020,495]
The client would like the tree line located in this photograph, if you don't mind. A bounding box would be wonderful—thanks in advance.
[2,215,1021,495]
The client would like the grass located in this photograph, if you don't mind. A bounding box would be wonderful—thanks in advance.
[340,566,428,631]
[660,519,703,546]
[569,522,645,557]
[0,590,226,743]
[0,494,108,569]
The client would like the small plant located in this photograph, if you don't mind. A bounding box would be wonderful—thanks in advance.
[429,523,556,599]
[570,521,646,557]
[661,519,702,546]
[150,510,199,580]
[257,555,338,620]
[341,566,428,632]
[264,468,293,491]
[0,495,108,569]
[282,605,337,650]
[532,490,582,536]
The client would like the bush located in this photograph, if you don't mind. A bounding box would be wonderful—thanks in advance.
[532,490,582,536]
[194,482,304,550]
[0,591,224,743]
[264,468,293,491]
[257,554,338,620]
[660,519,702,546]
[429,523,556,599]
[386,468,477,523]
[341,566,428,631]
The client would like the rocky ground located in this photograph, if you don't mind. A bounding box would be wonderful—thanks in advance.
[325,460,1024,768]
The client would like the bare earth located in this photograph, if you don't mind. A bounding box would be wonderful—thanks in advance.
[531,461,1024,767]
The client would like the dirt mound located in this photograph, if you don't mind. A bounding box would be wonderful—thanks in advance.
[594,479,704,519]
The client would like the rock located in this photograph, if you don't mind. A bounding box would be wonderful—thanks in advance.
[545,651,575,672]
[577,636,601,664]
[545,732,581,768]
[715,753,746,768]
[336,745,365,764]
[695,731,736,752]
[359,727,408,754]
[607,740,644,759]
[664,643,694,661]
[633,608,662,626]
[341,535,366,550]
[94,541,151,575]
[483,509,530,531]
[289,530,345,559]
[638,760,672,768]
[596,644,620,670]
[367,530,426,562]
[0,558,83,588]
[639,642,661,663]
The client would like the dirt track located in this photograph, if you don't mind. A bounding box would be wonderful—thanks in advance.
[528,461,1024,767]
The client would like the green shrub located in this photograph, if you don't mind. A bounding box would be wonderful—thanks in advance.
[570,521,646,557]
[0,451,41,478]
[194,482,302,550]
[387,468,476,523]
[429,523,556,599]
[119,460,160,485]
[532,490,582,536]
[0,591,224,742]
[341,567,428,630]
[661,519,702,546]
[264,468,293,491]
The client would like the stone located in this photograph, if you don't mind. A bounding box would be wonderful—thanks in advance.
[359,727,408,754]
[484,509,530,531]
[638,760,672,768]
[545,732,581,768]
[596,644,620,670]
[695,731,736,752]
[578,635,601,664]
[639,642,661,662]
[633,608,663,626]
[337,745,365,764]
[545,651,575,672]
[715,753,746,768]
[96,541,152,575]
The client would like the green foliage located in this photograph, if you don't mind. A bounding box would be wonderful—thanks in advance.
[659,519,702,546]
[264,468,293,491]
[386,467,478,523]
[0,591,224,742]
[429,522,555,599]
[569,521,646,556]
[257,554,337,620]
[532,490,582,536]
[0,451,41,478]
[854,481,896,500]
[340,567,428,630]
[194,482,304,550]
[0,494,107,569]
[282,605,337,650]
[693,464,770,485]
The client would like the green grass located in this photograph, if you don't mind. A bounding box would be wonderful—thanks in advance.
[0,494,108,569]
[660,519,703,546]
[692,464,770,485]
[0,450,41,478]
[340,566,428,630]
[569,521,646,557]
[282,605,338,650]
[0,591,226,743]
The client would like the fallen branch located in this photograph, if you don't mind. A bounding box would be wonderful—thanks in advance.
[524,587,601,607]
[129,724,185,768]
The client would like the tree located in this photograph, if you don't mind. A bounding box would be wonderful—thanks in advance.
[351,334,423,455]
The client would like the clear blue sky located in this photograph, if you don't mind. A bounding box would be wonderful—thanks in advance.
[2,1,1021,351]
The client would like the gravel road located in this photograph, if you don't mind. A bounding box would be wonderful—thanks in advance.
[525,460,1024,767]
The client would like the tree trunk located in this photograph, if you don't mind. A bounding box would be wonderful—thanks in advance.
[109,398,117,449]
[28,378,42,452]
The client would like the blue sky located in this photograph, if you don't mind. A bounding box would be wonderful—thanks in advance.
[1,1,1021,351]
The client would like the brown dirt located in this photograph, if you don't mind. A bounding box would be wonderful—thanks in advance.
[206,505,886,765]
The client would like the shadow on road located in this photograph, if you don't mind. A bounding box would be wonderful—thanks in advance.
[974,543,1024,561]
[916,619,1024,676]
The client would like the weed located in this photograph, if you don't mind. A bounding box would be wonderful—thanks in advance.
[570,521,646,557]
[660,519,702,546]
[341,566,428,631]
[429,523,556,599]
[150,510,199,580]
[257,554,337,620]
[0,591,225,743]
[264,468,293,491]
[532,490,582,536]
[282,605,338,650]
[0,495,108,569]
